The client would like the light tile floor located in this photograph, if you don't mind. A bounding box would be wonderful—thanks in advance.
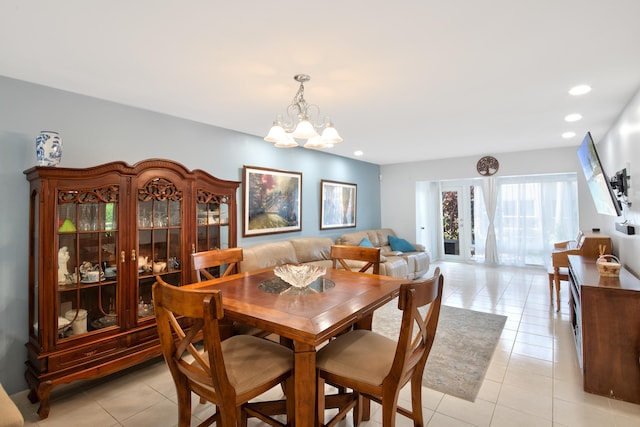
[10,262,640,426]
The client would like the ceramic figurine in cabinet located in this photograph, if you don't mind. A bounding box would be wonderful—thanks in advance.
[57,247,70,284]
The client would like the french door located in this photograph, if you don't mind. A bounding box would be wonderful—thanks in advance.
[440,183,475,261]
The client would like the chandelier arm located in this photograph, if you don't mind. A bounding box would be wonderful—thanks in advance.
[304,104,323,128]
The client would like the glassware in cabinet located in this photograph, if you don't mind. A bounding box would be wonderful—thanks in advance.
[195,191,232,252]
[56,188,120,339]
[136,176,183,320]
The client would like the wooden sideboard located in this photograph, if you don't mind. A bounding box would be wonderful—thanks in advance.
[568,255,640,403]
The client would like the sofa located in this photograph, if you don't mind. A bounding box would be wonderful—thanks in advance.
[240,229,430,280]
[0,384,23,427]
[240,237,335,272]
[336,228,430,279]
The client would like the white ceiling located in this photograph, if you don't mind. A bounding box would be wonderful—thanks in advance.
[2,1,640,165]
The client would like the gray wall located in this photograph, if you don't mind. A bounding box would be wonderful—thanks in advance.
[0,76,381,393]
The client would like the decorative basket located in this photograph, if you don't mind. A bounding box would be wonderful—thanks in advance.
[596,254,621,277]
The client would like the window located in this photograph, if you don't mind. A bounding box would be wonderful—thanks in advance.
[474,173,579,266]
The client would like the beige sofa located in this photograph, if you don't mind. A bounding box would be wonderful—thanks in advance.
[336,228,430,279]
[240,237,335,272]
[0,384,24,427]
[240,229,429,280]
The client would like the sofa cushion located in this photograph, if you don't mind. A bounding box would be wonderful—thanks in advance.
[290,237,333,263]
[379,256,409,278]
[240,241,298,272]
[402,252,430,279]
[388,235,417,252]
[372,228,396,247]
[337,230,371,247]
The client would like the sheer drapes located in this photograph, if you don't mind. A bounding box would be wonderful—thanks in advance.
[481,177,498,265]
[415,181,440,259]
[474,173,579,266]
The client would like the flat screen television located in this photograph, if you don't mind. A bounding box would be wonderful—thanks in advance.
[577,132,622,216]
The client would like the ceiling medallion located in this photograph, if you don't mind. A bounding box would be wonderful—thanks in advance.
[476,156,499,176]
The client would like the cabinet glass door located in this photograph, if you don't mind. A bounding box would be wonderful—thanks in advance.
[196,191,231,252]
[137,178,182,320]
[56,187,119,339]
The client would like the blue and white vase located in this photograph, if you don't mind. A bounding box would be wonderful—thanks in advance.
[36,131,63,166]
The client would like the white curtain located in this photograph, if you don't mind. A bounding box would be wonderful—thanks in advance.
[475,173,579,266]
[481,177,498,265]
[415,181,441,259]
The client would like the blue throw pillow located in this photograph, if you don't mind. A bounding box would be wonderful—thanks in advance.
[359,237,375,248]
[388,235,416,252]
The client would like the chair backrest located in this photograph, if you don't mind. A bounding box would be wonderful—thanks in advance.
[551,249,575,269]
[191,247,243,282]
[330,244,381,274]
[553,230,585,250]
[389,267,443,388]
[153,277,232,406]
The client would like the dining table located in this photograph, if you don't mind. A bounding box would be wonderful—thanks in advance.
[183,266,405,427]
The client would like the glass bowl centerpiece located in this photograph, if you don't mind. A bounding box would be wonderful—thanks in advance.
[274,264,326,288]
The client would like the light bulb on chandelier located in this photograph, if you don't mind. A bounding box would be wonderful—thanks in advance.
[264,74,343,149]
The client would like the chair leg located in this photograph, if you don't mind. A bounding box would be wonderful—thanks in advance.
[316,376,326,426]
[554,276,561,312]
[239,405,248,427]
[352,392,363,427]
[175,386,192,427]
[284,377,295,425]
[380,393,399,427]
[411,377,424,426]
[548,273,554,305]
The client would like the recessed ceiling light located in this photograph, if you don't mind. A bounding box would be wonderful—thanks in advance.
[564,113,582,122]
[562,131,576,139]
[354,150,364,156]
[569,85,592,96]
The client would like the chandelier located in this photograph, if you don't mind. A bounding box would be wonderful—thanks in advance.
[264,74,343,149]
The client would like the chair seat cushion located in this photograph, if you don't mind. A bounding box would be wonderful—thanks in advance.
[316,329,396,387]
[196,335,293,396]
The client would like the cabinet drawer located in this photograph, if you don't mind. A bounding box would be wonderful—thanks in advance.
[128,326,159,346]
[48,339,123,370]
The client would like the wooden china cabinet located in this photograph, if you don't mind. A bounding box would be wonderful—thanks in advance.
[24,159,239,419]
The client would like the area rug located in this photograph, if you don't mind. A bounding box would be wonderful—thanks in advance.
[372,303,506,402]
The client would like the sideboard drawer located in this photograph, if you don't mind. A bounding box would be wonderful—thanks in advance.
[48,339,123,370]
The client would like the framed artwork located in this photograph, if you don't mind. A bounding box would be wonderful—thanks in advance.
[243,165,302,236]
[320,180,357,230]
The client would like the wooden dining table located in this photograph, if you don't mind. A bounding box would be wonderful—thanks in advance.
[183,267,405,427]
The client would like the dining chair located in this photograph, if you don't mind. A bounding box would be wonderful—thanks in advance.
[191,248,269,339]
[153,277,294,427]
[548,231,583,312]
[316,267,443,427]
[191,247,243,281]
[550,250,571,312]
[330,244,381,274]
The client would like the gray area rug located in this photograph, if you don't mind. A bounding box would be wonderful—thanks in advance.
[372,303,506,402]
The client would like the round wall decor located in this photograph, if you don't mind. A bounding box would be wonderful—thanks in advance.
[476,156,499,176]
